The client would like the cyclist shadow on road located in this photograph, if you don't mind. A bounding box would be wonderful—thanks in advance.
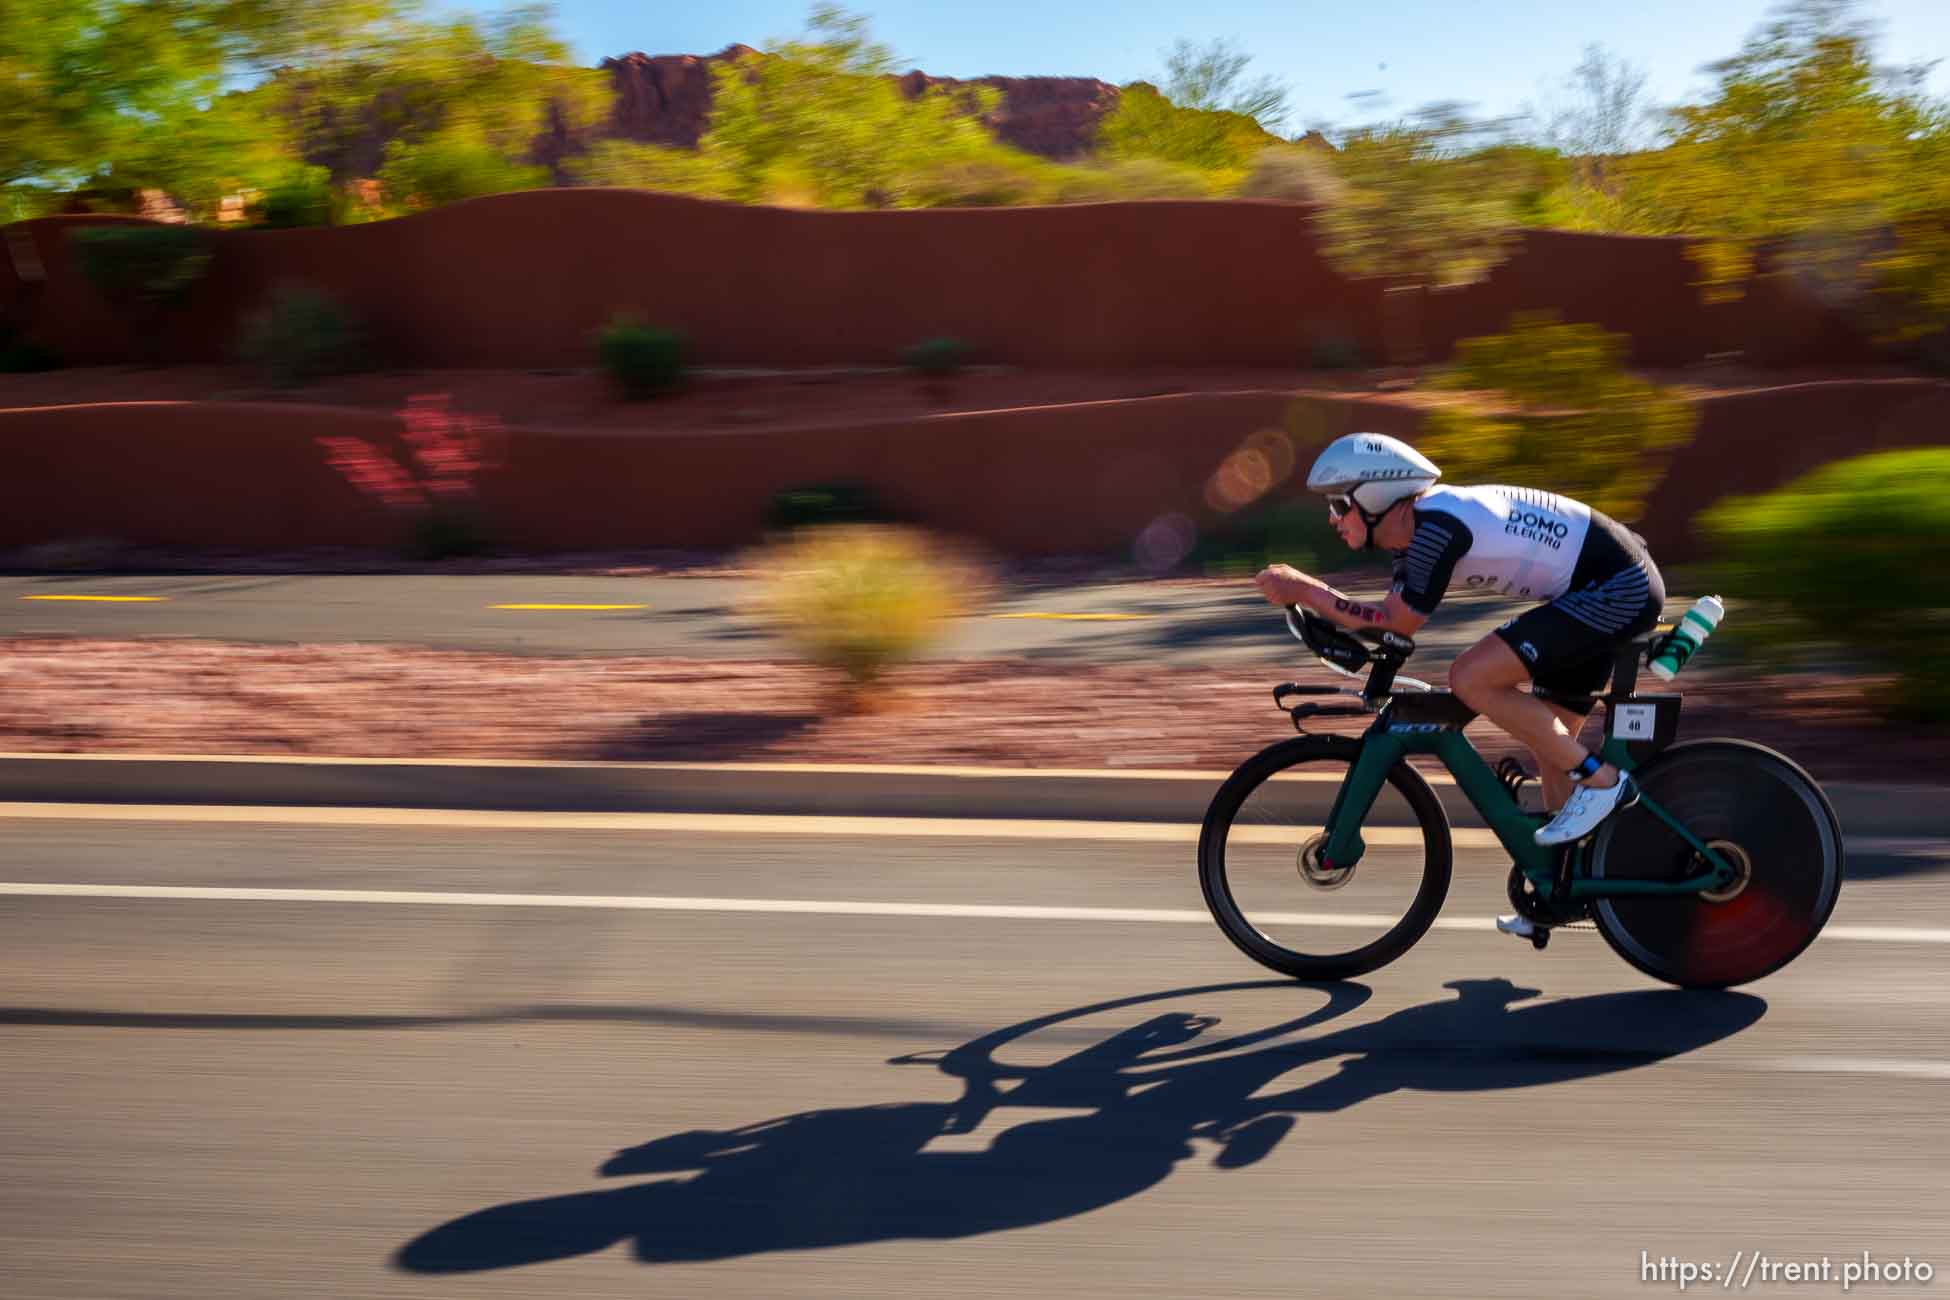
[395,977,1764,1273]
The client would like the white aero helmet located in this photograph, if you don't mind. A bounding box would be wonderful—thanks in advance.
[1306,432,1440,516]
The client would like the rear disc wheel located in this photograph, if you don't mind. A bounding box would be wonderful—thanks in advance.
[1589,740,1843,988]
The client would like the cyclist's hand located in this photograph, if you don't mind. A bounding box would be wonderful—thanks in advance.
[1254,564,1316,607]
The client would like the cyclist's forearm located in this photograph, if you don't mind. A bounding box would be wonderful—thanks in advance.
[1295,580,1391,630]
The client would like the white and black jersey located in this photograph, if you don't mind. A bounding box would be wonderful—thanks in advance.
[1383,484,1667,699]
[1391,485,1656,636]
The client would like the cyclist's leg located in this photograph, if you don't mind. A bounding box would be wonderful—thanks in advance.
[1450,631,1608,782]
[1534,700,1595,812]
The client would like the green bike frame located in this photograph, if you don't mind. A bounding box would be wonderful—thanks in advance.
[1320,711,1740,899]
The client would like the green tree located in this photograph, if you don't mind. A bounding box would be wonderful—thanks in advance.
[1606,0,1950,329]
[1415,313,1698,522]
[376,124,548,209]
[1159,38,1289,131]
[1306,106,1536,361]
[0,0,606,219]
[699,6,1031,209]
[0,0,279,218]
[258,2,609,198]
[1095,83,1274,181]
[563,140,736,198]
[1529,44,1657,162]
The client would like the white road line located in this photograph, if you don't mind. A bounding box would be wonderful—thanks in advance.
[1764,1056,1950,1081]
[0,802,1483,846]
[1821,924,1950,944]
[0,882,1943,945]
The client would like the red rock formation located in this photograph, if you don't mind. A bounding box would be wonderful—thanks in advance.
[550,50,1120,166]
[894,73,1122,160]
[601,46,756,147]
[352,46,1132,181]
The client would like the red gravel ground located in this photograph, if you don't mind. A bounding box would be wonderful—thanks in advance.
[0,636,1938,787]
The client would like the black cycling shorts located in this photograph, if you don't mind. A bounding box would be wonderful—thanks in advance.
[1493,513,1666,706]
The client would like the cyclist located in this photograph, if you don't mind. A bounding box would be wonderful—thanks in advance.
[1252,432,1666,939]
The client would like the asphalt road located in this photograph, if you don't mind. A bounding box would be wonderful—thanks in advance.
[3,807,1946,1299]
[0,573,1522,666]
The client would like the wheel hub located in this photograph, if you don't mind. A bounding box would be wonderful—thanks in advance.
[1698,839,1754,903]
[1298,834,1355,890]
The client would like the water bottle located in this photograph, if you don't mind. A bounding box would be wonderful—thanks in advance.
[1648,595,1725,681]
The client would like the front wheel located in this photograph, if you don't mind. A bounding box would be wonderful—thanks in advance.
[1198,735,1453,980]
[1589,739,1844,989]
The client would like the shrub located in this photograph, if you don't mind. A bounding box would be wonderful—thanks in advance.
[1237,146,1334,203]
[597,316,686,398]
[1415,312,1697,522]
[1188,492,1342,577]
[252,165,337,228]
[69,225,211,358]
[901,158,1048,208]
[12,536,121,571]
[754,524,981,688]
[900,336,969,377]
[69,225,212,311]
[1702,449,1950,722]
[1096,82,1275,176]
[407,505,494,561]
[564,141,736,199]
[1306,333,1364,370]
[1045,158,1215,204]
[317,394,503,561]
[764,481,894,533]
[377,126,549,212]
[0,324,60,372]
[237,286,366,387]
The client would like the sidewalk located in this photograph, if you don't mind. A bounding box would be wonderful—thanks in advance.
[4,752,1943,840]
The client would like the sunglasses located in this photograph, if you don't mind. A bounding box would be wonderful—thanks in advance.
[1326,494,1354,522]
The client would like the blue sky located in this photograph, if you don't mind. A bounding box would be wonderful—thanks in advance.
[541,0,1950,135]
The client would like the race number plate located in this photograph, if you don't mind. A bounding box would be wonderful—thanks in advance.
[1610,702,1657,740]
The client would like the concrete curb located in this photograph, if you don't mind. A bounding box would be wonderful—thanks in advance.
[1,753,1944,840]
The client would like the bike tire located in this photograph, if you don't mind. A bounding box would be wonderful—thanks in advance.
[1589,739,1844,989]
[1198,735,1453,981]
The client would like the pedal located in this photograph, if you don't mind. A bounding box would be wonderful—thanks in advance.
[1529,928,1550,951]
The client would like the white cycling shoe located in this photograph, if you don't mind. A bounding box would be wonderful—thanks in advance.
[1533,774,1637,847]
[1495,914,1538,940]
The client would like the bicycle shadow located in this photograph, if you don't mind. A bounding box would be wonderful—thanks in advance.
[396,977,1764,1273]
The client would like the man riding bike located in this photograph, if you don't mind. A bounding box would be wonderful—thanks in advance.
[1252,432,1667,939]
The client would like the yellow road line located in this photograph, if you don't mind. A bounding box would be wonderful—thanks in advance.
[991,612,1150,621]
[490,603,648,611]
[20,595,167,602]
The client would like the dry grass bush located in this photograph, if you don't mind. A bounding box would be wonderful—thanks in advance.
[9,536,124,571]
[1236,146,1337,203]
[751,525,991,699]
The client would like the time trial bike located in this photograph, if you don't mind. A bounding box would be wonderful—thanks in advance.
[1197,606,1844,988]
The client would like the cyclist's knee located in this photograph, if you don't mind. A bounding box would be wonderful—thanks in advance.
[1450,642,1521,706]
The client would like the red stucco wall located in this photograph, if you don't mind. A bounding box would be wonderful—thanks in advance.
[5,382,1942,561]
[2,191,1876,371]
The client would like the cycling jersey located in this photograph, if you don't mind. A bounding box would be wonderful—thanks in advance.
[1391,485,1591,609]
[1391,484,1667,700]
